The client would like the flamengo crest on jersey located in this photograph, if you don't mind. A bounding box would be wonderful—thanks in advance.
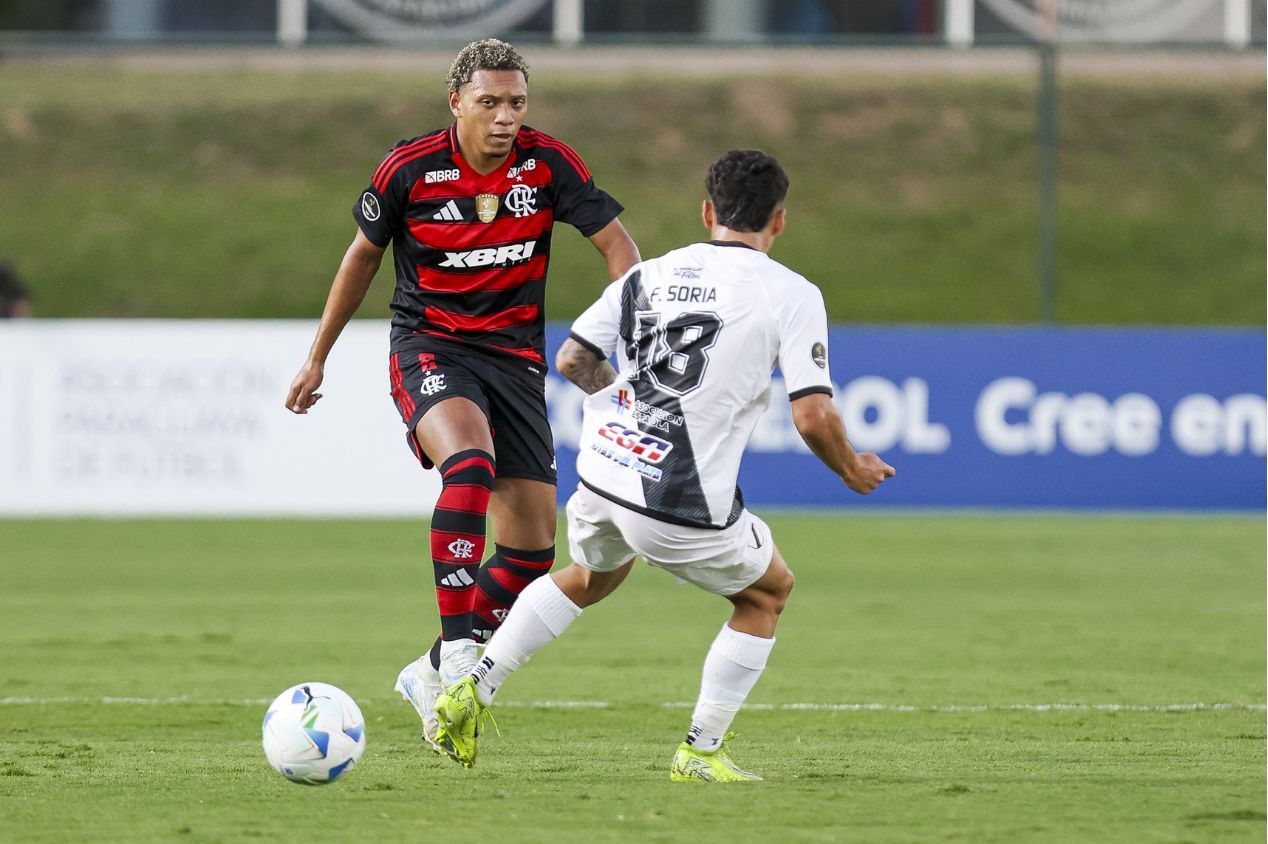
[353,124,623,365]
[570,242,833,529]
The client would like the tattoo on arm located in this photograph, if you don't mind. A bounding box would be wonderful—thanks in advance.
[558,338,617,395]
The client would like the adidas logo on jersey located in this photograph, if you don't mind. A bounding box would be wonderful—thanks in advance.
[438,240,537,269]
[432,200,462,221]
[439,568,475,587]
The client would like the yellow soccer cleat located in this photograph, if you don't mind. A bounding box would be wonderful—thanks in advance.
[669,734,763,782]
[433,676,494,768]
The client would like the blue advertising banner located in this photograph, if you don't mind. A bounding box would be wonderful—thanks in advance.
[544,325,1266,510]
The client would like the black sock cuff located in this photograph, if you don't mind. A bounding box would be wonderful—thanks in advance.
[492,544,555,564]
[440,449,496,479]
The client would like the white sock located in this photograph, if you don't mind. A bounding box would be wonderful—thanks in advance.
[686,623,775,752]
[438,637,478,685]
[471,576,581,705]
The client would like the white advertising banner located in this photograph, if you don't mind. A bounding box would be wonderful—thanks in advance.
[2,321,1262,515]
[0,320,439,516]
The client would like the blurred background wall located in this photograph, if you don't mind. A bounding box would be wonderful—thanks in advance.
[0,0,1263,44]
[0,1,1263,515]
[0,0,1262,325]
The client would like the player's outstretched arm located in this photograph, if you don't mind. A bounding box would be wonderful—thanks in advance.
[791,393,895,495]
[556,338,617,395]
[587,219,641,280]
[286,230,386,414]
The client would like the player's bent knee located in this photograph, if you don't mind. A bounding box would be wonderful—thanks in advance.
[765,584,790,618]
[728,582,787,619]
[777,566,795,602]
[491,478,558,548]
[758,565,794,616]
[758,551,795,603]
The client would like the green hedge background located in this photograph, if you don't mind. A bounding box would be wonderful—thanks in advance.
[1,64,1262,325]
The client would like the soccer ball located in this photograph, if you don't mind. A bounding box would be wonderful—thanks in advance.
[261,682,365,785]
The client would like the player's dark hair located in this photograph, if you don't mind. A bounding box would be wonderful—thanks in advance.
[705,149,789,233]
[447,39,529,92]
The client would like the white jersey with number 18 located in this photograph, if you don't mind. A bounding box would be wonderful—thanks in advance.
[568,241,834,529]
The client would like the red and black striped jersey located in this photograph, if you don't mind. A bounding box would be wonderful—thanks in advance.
[353,124,623,365]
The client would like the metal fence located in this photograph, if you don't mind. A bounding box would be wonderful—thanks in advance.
[1,1,1262,47]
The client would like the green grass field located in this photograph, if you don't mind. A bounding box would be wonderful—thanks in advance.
[0,515,1263,842]
[0,64,1263,325]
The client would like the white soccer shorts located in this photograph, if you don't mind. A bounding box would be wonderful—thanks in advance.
[564,484,775,597]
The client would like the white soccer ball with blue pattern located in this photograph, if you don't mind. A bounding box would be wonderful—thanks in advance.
[262,682,365,785]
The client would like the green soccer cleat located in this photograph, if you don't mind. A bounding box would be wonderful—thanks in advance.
[433,676,494,768]
[669,734,763,783]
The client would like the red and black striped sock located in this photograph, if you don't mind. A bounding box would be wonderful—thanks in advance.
[471,544,555,643]
[431,449,494,641]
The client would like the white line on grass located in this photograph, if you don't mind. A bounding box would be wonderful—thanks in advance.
[0,696,272,705]
[0,696,1262,713]
[663,702,1268,713]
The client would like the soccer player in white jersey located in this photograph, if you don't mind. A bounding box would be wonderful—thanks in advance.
[434,149,895,780]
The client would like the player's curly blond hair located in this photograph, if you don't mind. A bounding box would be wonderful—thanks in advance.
[447,39,529,92]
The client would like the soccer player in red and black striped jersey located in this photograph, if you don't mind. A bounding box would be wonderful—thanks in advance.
[285,39,639,756]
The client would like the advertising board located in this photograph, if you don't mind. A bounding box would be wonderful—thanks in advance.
[0,322,1261,514]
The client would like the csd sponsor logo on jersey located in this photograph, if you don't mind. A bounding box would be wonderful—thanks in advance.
[439,240,537,269]
[591,421,674,481]
[596,422,673,463]
[425,168,460,184]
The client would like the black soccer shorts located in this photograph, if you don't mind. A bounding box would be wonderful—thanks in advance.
[387,337,557,485]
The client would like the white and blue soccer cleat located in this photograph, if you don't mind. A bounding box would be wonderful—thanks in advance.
[394,658,443,754]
